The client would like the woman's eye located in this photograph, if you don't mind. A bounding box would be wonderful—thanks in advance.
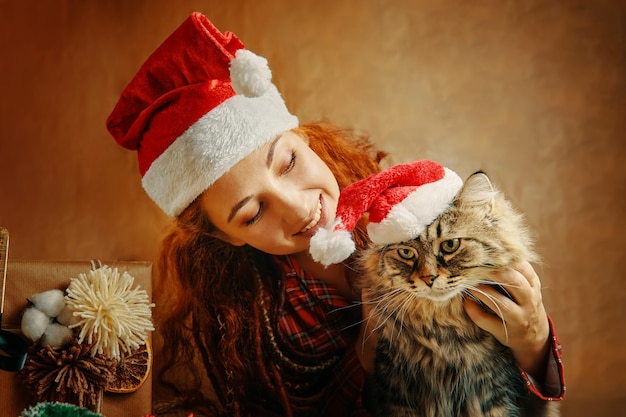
[245,203,263,226]
[397,248,415,260]
[281,152,296,175]
[440,238,460,254]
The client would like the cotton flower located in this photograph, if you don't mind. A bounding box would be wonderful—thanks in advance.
[21,289,75,348]
[31,289,66,317]
[56,305,79,326]
[40,322,73,348]
[65,266,155,359]
[21,307,50,342]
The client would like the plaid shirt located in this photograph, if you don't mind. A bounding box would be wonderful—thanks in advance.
[265,256,369,416]
[268,256,565,416]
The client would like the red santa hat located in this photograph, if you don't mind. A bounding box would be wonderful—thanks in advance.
[106,12,298,217]
[309,160,463,266]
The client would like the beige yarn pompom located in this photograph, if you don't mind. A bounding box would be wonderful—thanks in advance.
[65,266,154,359]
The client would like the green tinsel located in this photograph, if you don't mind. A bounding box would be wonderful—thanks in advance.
[20,402,103,417]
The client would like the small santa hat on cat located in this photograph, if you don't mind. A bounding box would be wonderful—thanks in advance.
[310,160,463,266]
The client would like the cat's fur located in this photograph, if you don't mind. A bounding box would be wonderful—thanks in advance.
[358,172,559,417]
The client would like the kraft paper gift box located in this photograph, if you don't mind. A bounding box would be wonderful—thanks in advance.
[0,260,153,417]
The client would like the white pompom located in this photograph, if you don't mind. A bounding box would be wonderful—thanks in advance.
[309,223,356,267]
[40,323,73,348]
[21,307,51,342]
[230,49,272,97]
[31,289,66,317]
[56,305,79,326]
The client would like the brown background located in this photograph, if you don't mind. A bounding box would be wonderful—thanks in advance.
[1,1,624,416]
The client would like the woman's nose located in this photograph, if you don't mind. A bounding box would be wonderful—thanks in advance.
[273,188,307,224]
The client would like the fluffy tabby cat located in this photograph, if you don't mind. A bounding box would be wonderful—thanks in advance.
[358,171,559,417]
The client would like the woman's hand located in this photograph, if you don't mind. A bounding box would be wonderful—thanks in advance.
[464,261,551,381]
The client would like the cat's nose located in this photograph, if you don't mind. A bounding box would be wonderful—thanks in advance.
[420,275,437,287]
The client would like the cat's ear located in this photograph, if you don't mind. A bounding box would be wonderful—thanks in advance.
[454,171,496,212]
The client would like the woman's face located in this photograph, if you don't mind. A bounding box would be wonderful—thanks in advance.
[200,130,340,255]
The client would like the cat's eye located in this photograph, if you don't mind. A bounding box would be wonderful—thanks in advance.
[440,238,460,254]
[397,247,416,260]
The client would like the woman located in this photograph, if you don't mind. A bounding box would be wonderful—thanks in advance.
[107,12,564,417]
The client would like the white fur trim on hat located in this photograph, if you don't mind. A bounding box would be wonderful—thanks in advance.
[142,84,298,217]
[367,168,463,244]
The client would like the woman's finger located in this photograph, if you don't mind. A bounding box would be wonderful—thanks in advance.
[463,297,509,343]
[515,261,542,289]
[468,284,517,317]
[491,263,537,305]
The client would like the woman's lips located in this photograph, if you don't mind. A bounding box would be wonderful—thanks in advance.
[300,199,322,233]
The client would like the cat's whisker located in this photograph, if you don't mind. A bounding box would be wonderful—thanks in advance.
[465,285,509,310]
[338,316,368,333]
[467,287,510,344]
[328,302,363,315]
[371,289,408,342]
[361,313,378,352]
[477,279,524,291]
[463,283,515,311]
[388,292,413,342]
[490,282,523,289]
[342,258,361,273]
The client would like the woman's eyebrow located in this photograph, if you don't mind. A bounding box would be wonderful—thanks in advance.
[266,135,283,168]
[228,195,253,223]
[228,135,283,223]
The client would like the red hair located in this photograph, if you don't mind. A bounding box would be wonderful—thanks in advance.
[154,122,387,416]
